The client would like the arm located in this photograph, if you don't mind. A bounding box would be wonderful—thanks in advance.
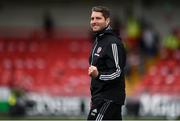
[98,43,122,81]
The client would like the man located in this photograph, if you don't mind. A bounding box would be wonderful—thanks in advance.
[87,6,126,120]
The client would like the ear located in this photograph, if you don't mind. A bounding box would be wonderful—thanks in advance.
[106,18,110,26]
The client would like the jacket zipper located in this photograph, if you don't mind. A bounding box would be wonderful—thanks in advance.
[91,37,98,65]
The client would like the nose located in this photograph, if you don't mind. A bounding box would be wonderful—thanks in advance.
[91,19,96,25]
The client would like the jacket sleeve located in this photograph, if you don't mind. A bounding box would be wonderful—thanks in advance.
[97,41,125,82]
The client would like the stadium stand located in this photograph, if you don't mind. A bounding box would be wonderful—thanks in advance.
[0,36,91,96]
[134,50,180,96]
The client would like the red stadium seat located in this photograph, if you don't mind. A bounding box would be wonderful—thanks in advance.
[0,36,91,96]
[135,54,179,96]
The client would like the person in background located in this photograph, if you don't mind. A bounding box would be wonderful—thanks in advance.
[43,11,54,38]
[87,6,126,120]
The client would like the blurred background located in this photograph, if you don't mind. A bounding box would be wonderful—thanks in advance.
[0,0,179,120]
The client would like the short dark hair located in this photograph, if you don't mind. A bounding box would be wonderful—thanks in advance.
[91,6,110,19]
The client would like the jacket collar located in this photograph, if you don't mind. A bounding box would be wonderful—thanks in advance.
[94,25,113,38]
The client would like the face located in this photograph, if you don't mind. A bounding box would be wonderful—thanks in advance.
[90,11,110,32]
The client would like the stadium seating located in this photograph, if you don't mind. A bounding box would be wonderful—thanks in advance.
[134,50,180,96]
[0,36,91,96]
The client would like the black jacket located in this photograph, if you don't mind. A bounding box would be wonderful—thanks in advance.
[89,26,126,105]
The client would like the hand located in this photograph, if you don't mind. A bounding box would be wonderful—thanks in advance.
[88,65,99,78]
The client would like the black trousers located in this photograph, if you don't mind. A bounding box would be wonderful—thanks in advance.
[87,99,122,120]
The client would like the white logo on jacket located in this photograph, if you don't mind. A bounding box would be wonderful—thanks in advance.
[97,47,102,53]
[94,47,102,57]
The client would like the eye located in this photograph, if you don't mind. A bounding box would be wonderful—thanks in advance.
[91,17,94,21]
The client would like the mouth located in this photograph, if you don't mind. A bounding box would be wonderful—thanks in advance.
[92,26,99,29]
